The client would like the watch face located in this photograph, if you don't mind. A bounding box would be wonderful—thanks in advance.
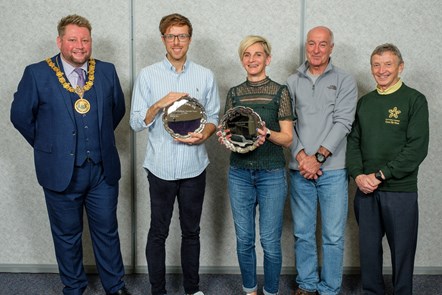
[315,153,326,163]
[375,172,383,181]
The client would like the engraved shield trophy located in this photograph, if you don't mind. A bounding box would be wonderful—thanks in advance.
[219,106,264,153]
[163,96,207,139]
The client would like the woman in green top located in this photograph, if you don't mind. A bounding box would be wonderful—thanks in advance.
[218,35,294,295]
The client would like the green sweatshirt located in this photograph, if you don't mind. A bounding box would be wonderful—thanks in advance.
[346,83,429,192]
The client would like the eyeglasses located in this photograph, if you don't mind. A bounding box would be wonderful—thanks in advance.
[162,34,191,42]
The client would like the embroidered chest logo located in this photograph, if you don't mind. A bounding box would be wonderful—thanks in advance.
[385,107,401,125]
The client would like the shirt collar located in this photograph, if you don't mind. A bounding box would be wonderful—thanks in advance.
[59,54,88,75]
[376,79,403,95]
[300,58,333,77]
[162,55,189,73]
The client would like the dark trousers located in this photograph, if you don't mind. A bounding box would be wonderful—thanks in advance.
[354,189,418,295]
[146,170,206,295]
[43,162,125,295]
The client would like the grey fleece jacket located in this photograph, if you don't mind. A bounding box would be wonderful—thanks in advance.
[287,59,358,171]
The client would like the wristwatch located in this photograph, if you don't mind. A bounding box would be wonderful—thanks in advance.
[315,152,326,164]
[266,128,271,138]
[375,170,384,182]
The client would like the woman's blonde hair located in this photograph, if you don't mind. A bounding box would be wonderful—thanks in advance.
[238,35,272,60]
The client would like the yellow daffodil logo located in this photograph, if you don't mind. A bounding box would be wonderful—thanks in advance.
[385,106,401,125]
[388,107,401,119]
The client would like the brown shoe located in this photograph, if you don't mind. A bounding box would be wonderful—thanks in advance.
[295,288,317,295]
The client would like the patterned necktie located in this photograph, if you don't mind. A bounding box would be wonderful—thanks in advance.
[74,68,85,87]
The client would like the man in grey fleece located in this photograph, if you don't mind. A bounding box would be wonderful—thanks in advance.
[287,26,357,295]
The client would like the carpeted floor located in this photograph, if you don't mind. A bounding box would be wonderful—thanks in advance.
[1,273,441,294]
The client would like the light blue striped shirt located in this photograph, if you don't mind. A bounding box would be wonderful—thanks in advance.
[130,57,220,180]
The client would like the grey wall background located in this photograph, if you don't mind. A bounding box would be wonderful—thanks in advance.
[1,0,441,275]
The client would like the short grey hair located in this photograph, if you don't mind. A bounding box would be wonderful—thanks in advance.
[370,43,403,65]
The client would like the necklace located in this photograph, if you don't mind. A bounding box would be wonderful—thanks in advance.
[46,57,96,114]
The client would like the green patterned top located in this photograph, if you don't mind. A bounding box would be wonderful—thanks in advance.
[225,77,294,169]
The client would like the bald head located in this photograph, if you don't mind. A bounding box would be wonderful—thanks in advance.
[307,26,334,45]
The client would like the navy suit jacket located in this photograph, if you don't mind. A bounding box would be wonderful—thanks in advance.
[11,54,125,192]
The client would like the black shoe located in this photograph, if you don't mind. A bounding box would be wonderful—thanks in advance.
[109,287,132,295]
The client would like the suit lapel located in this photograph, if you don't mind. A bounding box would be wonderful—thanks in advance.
[51,55,75,123]
[93,63,103,129]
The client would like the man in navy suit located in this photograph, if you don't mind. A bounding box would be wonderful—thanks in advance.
[10,15,130,295]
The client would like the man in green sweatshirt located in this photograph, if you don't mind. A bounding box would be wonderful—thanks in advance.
[346,43,429,295]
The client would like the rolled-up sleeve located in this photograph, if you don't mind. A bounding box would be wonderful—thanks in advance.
[203,72,220,126]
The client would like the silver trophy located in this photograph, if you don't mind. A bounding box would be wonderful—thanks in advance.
[219,106,264,153]
[163,96,207,139]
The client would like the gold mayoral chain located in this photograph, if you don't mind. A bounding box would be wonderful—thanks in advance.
[46,57,96,114]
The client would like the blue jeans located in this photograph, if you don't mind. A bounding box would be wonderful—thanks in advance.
[228,167,287,295]
[289,169,348,295]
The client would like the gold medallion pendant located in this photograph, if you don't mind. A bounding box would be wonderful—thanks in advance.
[74,98,91,114]
[74,86,90,114]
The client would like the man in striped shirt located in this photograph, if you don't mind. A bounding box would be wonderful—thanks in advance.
[130,13,220,295]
